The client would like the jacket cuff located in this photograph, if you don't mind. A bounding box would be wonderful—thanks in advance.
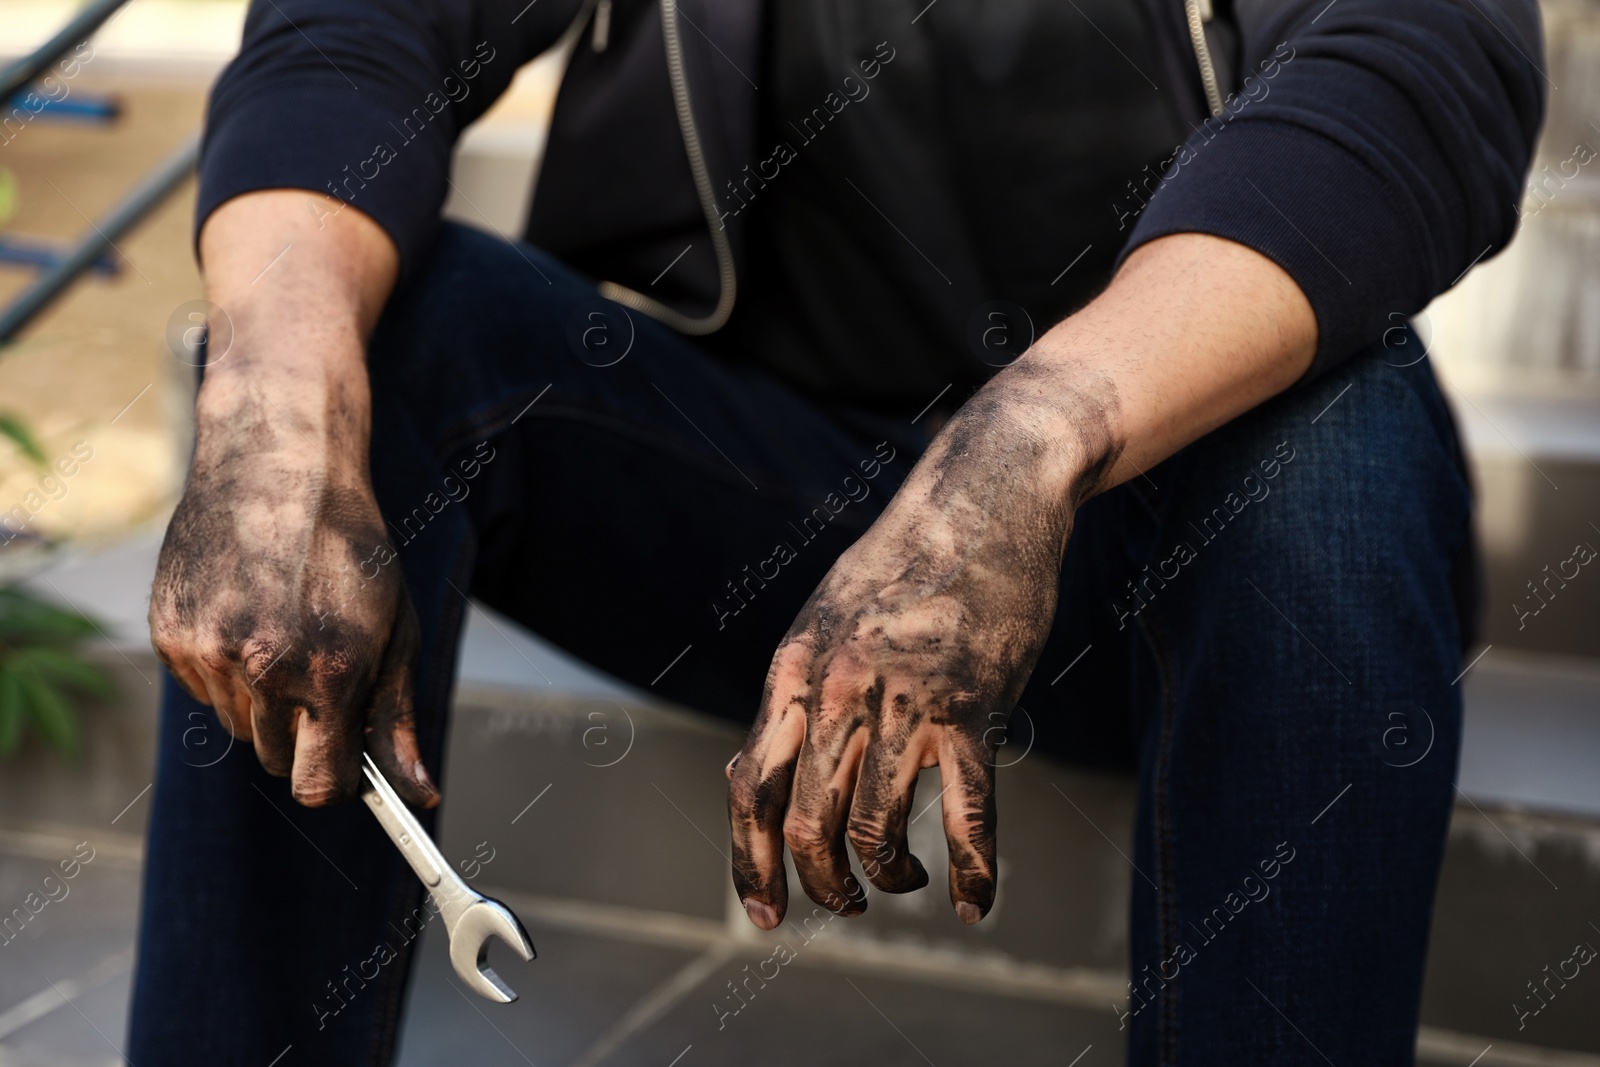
[196,81,455,279]
[1117,118,1433,379]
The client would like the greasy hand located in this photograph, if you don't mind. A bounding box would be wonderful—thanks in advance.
[150,383,436,808]
[727,364,1118,928]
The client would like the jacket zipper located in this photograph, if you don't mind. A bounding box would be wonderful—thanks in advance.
[592,0,1220,334]
[1184,0,1225,116]
[596,0,738,335]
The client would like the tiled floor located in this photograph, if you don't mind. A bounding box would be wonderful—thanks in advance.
[0,840,1118,1067]
[5,669,1599,1066]
[0,830,140,1067]
[396,917,1118,1067]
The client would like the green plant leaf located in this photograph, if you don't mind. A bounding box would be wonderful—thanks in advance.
[17,669,78,759]
[0,413,46,465]
[0,667,23,756]
[0,587,101,644]
[11,646,114,698]
[0,585,107,761]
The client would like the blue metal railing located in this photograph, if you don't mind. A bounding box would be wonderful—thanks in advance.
[0,0,200,343]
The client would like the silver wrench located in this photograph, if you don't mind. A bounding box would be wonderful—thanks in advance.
[359,753,536,1002]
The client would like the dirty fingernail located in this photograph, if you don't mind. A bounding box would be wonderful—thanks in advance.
[955,901,983,925]
[744,900,779,930]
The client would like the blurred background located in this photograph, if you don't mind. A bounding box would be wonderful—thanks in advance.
[0,1,1595,1064]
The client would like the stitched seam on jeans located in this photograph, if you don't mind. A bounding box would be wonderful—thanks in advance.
[365,540,476,1066]
[1139,611,1181,1066]
[368,878,424,1067]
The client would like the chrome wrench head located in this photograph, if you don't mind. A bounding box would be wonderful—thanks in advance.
[448,895,537,1003]
[359,753,537,1002]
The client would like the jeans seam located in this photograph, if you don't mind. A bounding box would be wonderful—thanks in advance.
[1138,610,1181,1066]
[367,882,422,1067]
[364,537,476,1066]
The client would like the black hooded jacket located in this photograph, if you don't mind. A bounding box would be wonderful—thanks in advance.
[197,0,1544,403]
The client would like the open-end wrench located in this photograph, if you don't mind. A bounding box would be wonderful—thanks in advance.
[359,753,536,1002]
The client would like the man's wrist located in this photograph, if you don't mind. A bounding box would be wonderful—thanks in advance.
[974,355,1127,513]
[988,234,1317,506]
[193,338,373,477]
[187,188,397,465]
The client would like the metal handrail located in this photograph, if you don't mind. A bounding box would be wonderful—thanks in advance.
[0,0,130,103]
[0,133,199,343]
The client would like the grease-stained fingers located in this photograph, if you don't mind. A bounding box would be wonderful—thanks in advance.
[194,668,232,719]
[363,594,438,809]
[784,718,870,917]
[290,702,365,806]
[211,672,254,741]
[151,629,228,717]
[159,651,215,710]
[249,688,301,780]
[728,641,812,930]
[188,654,254,741]
[847,738,928,893]
[939,734,999,925]
[727,740,798,930]
[149,611,208,702]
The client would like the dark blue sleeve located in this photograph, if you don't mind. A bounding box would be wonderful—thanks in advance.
[1118,0,1544,373]
[197,0,584,277]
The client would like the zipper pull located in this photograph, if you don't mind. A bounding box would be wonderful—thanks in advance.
[592,0,612,52]
[1198,0,1212,19]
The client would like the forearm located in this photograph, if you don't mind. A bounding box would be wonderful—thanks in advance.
[195,189,399,476]
[155,190,434,806]
[949,232,1317,514]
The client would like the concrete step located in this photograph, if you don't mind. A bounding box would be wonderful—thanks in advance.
[2,649,1596,1063]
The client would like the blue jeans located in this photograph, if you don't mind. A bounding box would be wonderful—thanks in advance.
[129,223,1474,1065]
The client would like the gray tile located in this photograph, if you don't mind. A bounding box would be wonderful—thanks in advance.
[397,904,1123,1067]
[439,695,743,922]
[0,1042,121,1067]
[1420,808,1600,1052]
[0,846,138,1023]
[4,655,1599,1066]
[1472,453,1600,659]
[395,922,703,1067]
[605,952,1120,1067]
[1458,651,1600,816]
[440,695,1138,975]
[1,971,132,1066]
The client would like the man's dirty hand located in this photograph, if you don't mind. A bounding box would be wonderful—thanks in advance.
[150,382,434,809]
[726,362,1120,928]
[148,191,422,809]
